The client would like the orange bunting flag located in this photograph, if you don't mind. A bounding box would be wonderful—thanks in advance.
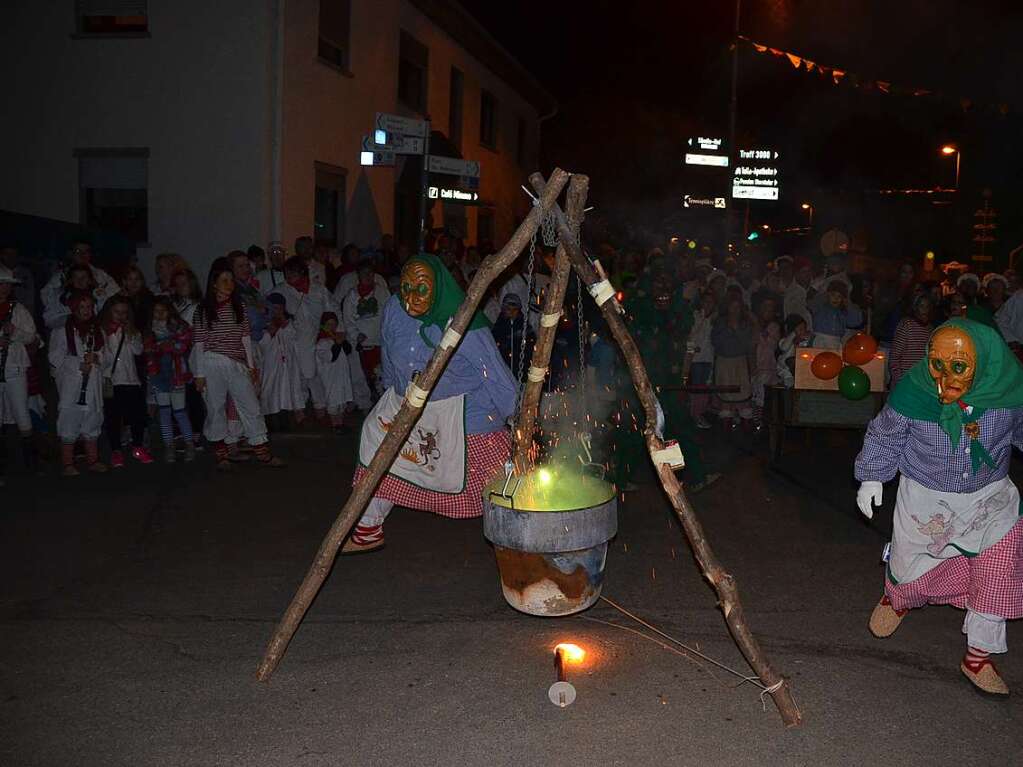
[913,88,931,97]
[786,52,802,68]
[804,59,816,72]
[753,42,768,53]
[832,69,846,84]
[877,80,891,93]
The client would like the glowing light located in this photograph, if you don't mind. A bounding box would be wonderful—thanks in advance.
[555,643,586,663]
[670,236,679,244]
[801,202,811,210]
[925,251,935,260]
[800,353,811,359]
[687,240,697,250]
[538,468,553,485]
[941,145,957,155]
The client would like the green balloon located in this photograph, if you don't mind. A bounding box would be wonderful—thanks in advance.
[837,365,870,401]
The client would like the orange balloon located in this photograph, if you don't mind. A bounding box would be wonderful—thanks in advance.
[810,351,843,380]
[843,333,879,366]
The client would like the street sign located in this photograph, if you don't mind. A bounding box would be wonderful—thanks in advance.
[427,185,480,205]
[360,149,395,167]
[428,155,481,177]
[685,136,728,167]
[732,147,780,201]
[365,133,424,155]
[375,112,428,138]
[683,194,728,209]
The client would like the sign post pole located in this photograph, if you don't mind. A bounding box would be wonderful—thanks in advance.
[418,121,431,253]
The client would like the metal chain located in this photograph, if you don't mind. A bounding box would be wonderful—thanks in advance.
[515,230,537,390]
[577,273,586,402]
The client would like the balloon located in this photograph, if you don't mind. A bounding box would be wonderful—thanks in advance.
[810,351,843,380]
[838,365,871,400]
[843,333,879,366]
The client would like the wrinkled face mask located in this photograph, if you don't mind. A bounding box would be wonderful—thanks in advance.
[928,326,977,404]
[400,261,435,317]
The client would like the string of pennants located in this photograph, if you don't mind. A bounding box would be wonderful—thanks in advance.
[737,35,1014,117]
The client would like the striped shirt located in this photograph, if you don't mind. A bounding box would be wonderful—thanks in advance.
[193,301,251,365]
[855,405,1023,494]
[889,317,932,387]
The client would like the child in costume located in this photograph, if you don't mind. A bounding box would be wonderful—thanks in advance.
[0,266,39,482]
[258,292,304,422]
[145,297,195,463]
[340,261,390,398]
[101,296,153,467]
[49,293,107,476]
[856,318,1023,696]
[192,257,284,470]
[344,254,517,553]
[315,312,353,433]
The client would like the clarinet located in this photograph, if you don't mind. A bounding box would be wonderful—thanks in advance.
[77,330,95,406]
[0,297,14,384]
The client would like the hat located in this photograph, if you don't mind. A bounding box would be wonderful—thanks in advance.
[957,272,981,288]
[501,292,523,308]
[0,266,21,285]
[775,255,794,267]
[266,292,287,306]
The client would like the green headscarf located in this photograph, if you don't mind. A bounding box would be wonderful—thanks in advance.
[887,317,1023,472]
[403,253,489,348]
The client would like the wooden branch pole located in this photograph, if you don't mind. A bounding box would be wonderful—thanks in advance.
[528,173,802,728]
[255,168,571,682]
[512,174,589,472]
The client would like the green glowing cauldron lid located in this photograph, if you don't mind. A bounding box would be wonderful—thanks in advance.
[485,466,615,512]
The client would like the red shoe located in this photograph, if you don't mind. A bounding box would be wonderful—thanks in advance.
[131,446,155,464]
[110,450,125,469]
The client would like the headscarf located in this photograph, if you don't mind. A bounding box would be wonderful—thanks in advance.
[887,318,1023,472]
[403,253,489,348]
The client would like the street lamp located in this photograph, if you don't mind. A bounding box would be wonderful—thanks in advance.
[801,202,813,228]
[940,145,960,190]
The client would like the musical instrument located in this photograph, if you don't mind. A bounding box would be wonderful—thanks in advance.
[77,329,95,406]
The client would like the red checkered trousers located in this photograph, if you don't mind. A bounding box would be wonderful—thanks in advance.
[886,517,1023,618]
[352,430,511,519]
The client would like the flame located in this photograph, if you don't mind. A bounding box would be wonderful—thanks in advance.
[555,643,586,663]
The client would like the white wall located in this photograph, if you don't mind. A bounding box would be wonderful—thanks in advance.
[0,1,274,283]
[281,0,541,252]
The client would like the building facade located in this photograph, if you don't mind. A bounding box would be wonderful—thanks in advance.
[0,0,554,279]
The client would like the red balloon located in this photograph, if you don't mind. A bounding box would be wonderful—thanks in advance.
[843,333,879,366]
[810,351,843,380]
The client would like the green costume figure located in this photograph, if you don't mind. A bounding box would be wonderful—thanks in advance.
[623,274,707,487]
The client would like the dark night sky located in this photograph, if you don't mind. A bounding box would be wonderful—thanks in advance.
[462,0,1023,259]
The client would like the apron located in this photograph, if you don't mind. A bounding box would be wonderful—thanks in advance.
[359,387,467,493]
[890,475,1021,584]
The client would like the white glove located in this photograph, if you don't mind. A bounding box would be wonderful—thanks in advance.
[857,481,883,520]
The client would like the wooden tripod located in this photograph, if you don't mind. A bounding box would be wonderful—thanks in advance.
[255,168,801,728]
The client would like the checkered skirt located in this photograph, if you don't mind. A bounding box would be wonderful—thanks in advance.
[353,430,510,519]
[885,518,1023,618]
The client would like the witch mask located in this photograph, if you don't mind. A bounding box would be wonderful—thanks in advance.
[400,260,435,317]
[928,325,976,404]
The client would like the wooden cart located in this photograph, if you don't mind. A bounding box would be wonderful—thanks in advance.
[765,386,886,463]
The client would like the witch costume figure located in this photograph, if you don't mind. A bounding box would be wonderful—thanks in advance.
[855,318,1023,696]
[344,254,517,554]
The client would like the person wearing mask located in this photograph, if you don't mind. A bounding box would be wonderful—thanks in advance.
[270,257,339,424]
[41,242,119,330]
[0,266,39,482]
[341,261,390,399]
[255,241,287,295]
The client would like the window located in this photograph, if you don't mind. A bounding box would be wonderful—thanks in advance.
[314,163,347,247]
[449,68,464,150]
[76,149,149,244]
[476,208,495,247]
[398,31,428,114]
[318,0,351,71]
[480,90,498,150]
[515,116,528,168]
[75,0,148,35]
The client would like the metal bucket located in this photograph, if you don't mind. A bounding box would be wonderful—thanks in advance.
[483,476,617,617]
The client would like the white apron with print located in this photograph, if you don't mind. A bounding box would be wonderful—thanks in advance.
[359,387,467,493]
[890,475,1020,584]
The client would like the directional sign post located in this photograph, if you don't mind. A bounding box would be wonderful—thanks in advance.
[375,112,428,138]
[732,148,780,201]
[428,156,481,178]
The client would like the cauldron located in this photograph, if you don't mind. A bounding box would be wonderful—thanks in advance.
[482,466,618,616]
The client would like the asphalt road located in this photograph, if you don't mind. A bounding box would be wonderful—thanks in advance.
[3,423,1023,766]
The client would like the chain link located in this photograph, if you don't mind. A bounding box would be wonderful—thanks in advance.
[515,229,537,394]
